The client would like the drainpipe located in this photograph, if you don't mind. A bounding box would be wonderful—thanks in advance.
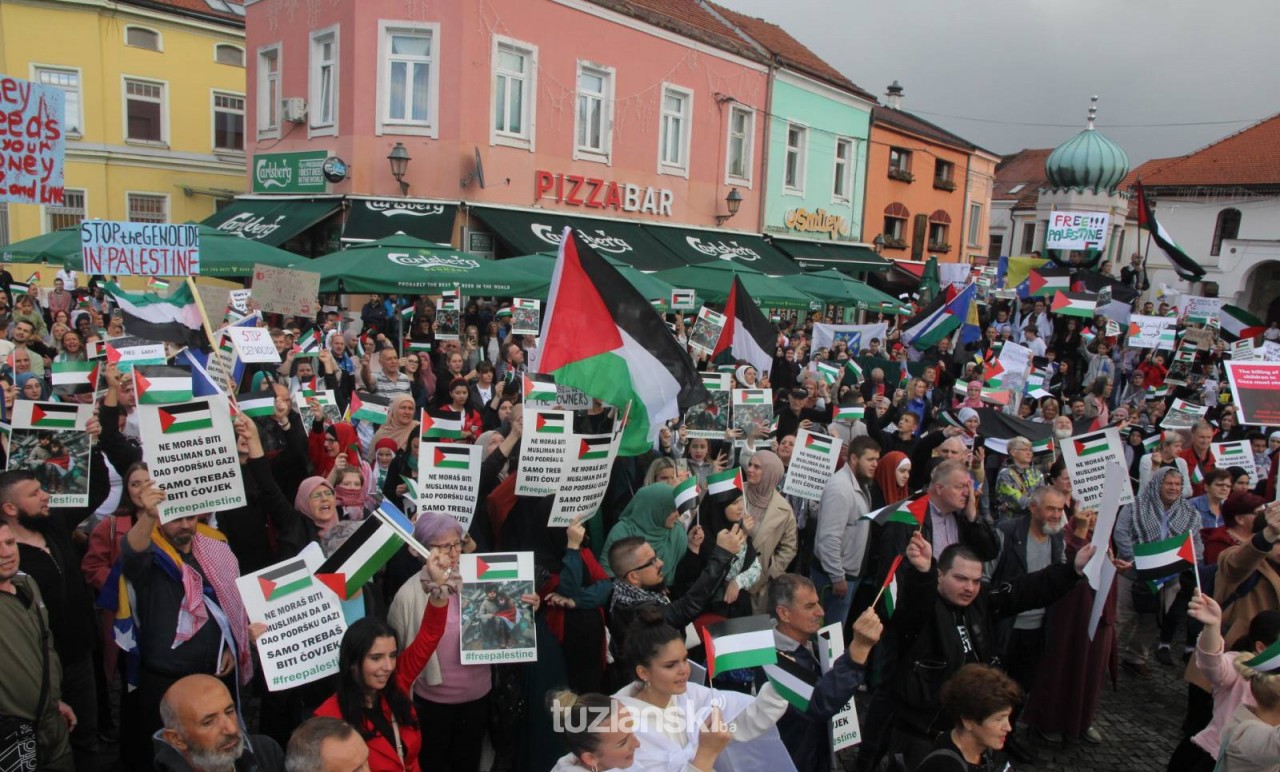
[959,152,972,263]
[757,56,778,237]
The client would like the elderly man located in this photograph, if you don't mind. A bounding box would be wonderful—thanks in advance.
[994,437,1046,521]
[1181,420,1217,498]
[284,717,368,772]
[361,345,411,397]
[154,675,283,772]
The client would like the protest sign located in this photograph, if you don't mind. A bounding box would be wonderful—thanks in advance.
[229,289,251,315]
[670,289,697,311]
[1161,405,1205,430]
[733,388,772,437]
[101,336,166,373]
[1182,327,1216,351]
[227,326,281,363]
[1045,211,1110,251]
[205,334,241,393]
[783,429,844,501]
[1212,441,1258,488]
[294,388,341,425]
[235,543,346,691]
[816,623,862,751]
[459,552,537,664]
[7,401,92,507]
[1262,342,1280,363]
[548,431,620,527]
[1231,338,1258,360]
[1061,427,1134,510]
[511,298,541,336]
[250,264,320,318]
[684,372,731,439]
[418,442,482,530]
[138,396,247,522]
[194,283,232,325]
[522,372,591,411]
[80,221,199,276]
[687,307,727,357]
[515,409,573,496]
[0,75,65,205]
[1128,315,1174,349]
[1083,460,1125,592]
[812,323,888,354]
[1224,362,1280,425]
[1182,296,1225,325]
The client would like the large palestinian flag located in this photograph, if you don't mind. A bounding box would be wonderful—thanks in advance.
[1135,181,1206,282]
[540,229,709,456]
[106,281,206,349]
[710,276,775,377]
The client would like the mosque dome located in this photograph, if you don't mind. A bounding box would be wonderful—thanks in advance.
[1044,97,1130,193]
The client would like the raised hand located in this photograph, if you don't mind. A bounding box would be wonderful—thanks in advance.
[906,531,932,573]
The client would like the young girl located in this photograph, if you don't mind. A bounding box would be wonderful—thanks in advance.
[330,465,371,520]
[370,438,397,495]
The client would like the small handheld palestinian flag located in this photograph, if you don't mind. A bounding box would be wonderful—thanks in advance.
[834,404,865,421]
[845,359,864,383]
[673,476,698,516]
[400,475,419,501]
[348,391,390,424]
[866,493,930,527]
[705,468,744,500]
[1051,291,1098,319]
[299,376,317,399]
[1142,431,1166,453]
[235,389,277,418]
[816,361,841,386]
[146,277,170,292]
[982,360,1005,388]
[134,365,193,405]
[51,360,100,394]
[406,340,432,355]
[1146,385,1170,401]
[1133,531,1196,583]
[1189,464,1205,486]
[399,306,415,323]
[1245,640,1280,673]
[315,516,406,600]
[9,279,31,295]
[421,410,464,440]
[702,615,776,678]
[1031,437,1055,455]
[295,330,322,357]
[763,655,818,712]
[879,553,904,617]
[524,373,558,402]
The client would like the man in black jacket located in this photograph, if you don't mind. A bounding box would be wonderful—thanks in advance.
[887,530,1093,768]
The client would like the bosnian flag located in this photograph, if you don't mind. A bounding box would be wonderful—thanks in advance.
[1133,531,1196,582]
[539,229,708,456]
[315,517,405,600]
[710,276,777,378]
[421,410,464,440]
[705,467,744,499]
[702,615,776,678]
[673,476,698,515]
[1051,291,1098,318]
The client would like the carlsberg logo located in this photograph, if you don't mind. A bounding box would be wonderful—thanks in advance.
[255,158,293,189]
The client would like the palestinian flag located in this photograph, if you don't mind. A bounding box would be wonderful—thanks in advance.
[845,360,864,383]
[540,229,708,456]
[816,361,841,386]
[1032,437,1055,455]
[106,281,205,349]
[235,389,277,418]
[1028,265,1071,297]
[1073,434,1110,458]
[534,411,566,434]
[803,431,838,456]
[51,360,100,392]
[25,402,81,429]
[1143,431,1166,453]
[673,476,698,515]
[134,366,192,405]
[146,277,170,292]
[9,279,30,295]
[578,435,612,460]
[406,341,432,354]
[349,392,390,424]
[1051,291,1097,318]
[105,339,167,368]
[430,445,472,470]
[867,493,930,527]
[702,615,776,678]
[400,475,419,501]
[439,288,461,309]
[315,517,404,600]
[982,360,1005,388]
[256,558,312,601]
[524,373,558,402]
[670,289,696,308]
[1245,640,1280,673]
[1147,385,1170,401]
[1220,305,1266,342]
[515,298,539,311]
[299,376,317,399]
[706,468,744,499]
[475,553,521,581]
[834,405,864,421]
[763,656,817,712]
[296,330,322,357]
[421,411,464,440]
[736,390,767,405]
[1189,464,1205,486]
[157,401,213,434]
[1135,181,1206,281]
[399,306,415,322]
[900,292,957,350]
[370,499,419,550]
[880,554,904,617]
[496,306,512,319]
[1133,531,1196,582]
[1158,328,1178,350]
[710,276,777,378]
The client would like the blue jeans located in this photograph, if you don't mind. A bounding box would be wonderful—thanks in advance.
[810,566,856,628]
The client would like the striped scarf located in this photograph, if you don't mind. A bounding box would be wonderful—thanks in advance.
[1130,466,1202,555]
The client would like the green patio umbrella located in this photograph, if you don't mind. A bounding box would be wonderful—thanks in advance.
[783,269,910,314]
[303,233,549,296]
[6,224,300,278]
[495,253,685,306]
[653,261,816,310]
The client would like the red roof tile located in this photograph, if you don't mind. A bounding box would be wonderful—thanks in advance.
[120,0,244,24]
[1126,113,1280,188]
[589,0,766,62]
[706,3,876,101]
[993,148,1052,200]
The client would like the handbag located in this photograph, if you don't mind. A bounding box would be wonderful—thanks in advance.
[0,585,51,772]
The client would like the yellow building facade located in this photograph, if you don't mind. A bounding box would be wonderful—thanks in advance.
[0,0,247,244]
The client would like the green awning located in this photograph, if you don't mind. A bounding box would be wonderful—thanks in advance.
[653,261,815,309]
[342,198,458,245]
[643,225,800,275]
[782,270,909,314]
[770,237,892,272]
[496,252,683,306]
[471,207,686,271]
[202,198,341,247]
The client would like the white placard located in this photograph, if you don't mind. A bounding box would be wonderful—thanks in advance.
[1061,427,1134,510]
[418,442,482,531]
[1212,441,1259,488]
[548,431,620,527]
[7,401,94,508]
[811,323,889,354]
[251,263,320,318]
[80,221,200,276]
[1045,211,1110,251]
[515,409,573,497]
[1182,296,1225,324]
[816,623,862,750]
[1128,315,1175,349]
[782,429,844,501]
[458,552,537,664]
[1231,338,1258,360]
[227,326,282,364]
[1083,461,1125,591]
[687,306,727,357]
[138,396,247,522]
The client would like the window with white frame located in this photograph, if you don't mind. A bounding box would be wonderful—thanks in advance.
[968,203,983,246]
[493,40,534,145]
[46,189,86,231]
[658,85,692,174]
[215,44,244,67]
[257,46,280,135]
[576,63,612,159]
[310,29,338,131]
[784,123,807,192]
[381,24,437,131]
[34,67,81,136]
[833,137,853,200]
[725,105,752,183]
[213,92,244,152]
[125,26,161,51]
[124,78,164,143]
[127,194,166,223]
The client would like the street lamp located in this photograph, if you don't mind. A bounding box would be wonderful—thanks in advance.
[872,234,886,254]
[387,142,411,196]
[716,187,743,225]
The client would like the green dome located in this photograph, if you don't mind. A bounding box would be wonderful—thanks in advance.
[1045,100,1129,193]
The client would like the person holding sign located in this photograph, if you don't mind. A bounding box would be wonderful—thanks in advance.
[313,546,454,772]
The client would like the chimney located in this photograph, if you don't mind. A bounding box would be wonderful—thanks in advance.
[885,81,903,110]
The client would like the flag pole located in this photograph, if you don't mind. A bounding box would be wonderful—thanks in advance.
[183,276,239,397]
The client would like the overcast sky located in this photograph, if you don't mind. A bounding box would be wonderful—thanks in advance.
[716,0,1280,165]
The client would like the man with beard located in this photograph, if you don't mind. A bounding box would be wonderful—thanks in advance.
[0,468,100,768]
[604,527,745,686]
[154,675,282,771]
[813,436,880,625]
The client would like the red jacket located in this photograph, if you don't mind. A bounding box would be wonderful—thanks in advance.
[1137,360,1169,389]
[315,600,447,772]
[1180,446,1215,498]
[82,513,133,592]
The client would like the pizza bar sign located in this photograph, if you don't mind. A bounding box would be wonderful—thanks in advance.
[535,170,674,217]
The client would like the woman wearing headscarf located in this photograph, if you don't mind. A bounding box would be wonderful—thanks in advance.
[308,417,377,502]
[601,483,688,586]
[370,393,419,459]
[15,371,49,400]
[734,364,759,389]
[873,450,912,508]
[741,449,797,613]
[673,484,758,619]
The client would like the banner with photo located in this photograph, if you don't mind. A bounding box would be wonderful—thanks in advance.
[7,401,93,507]
[684,372,731,439]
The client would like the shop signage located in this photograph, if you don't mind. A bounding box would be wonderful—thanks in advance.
[535,170,673,216]
[530,223,634,256]
[686,235,763,263]
[252,150,328,194]
[785,208,852,237]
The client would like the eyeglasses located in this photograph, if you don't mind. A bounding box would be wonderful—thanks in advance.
[627,556,659,575]
[429,541,463,553]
